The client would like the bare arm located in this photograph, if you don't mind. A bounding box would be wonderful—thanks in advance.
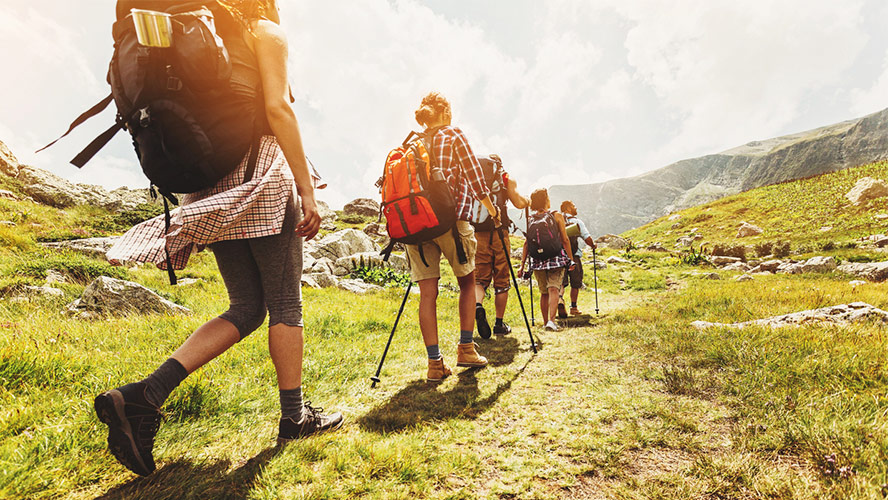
[584,236,597,249]
[506,178,529,209]
[253,21,320,240]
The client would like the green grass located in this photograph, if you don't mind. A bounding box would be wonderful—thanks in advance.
[1,182,888,498]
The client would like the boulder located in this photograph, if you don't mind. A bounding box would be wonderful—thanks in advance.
[845,177,888,206]
[316,200,337,231]
[692,302,888,330]
[712,255,742,266]
[309,229,379,261]
[722,262,752,273]
[16,166,150,210]
[876,237,888,248]
[703,272,721,280]
[606,256,631,265]
[308,257,335,275]
[301,275,322,289]
[41,237,121,260]
[798,256,837,273]
[737,222,764,238]
[66,276,191,318]
[308,271,339,288]
[343,198,380,217]
[0,139,19,177]
[0,189,18,201]
[776,262,804,275]
[337,278,384,294]
[837,262,888,282]
[595,234,629,250]
[363,222,390,247]
[750,259,784,273]
[734,274,753,282]
[46,269,68,284]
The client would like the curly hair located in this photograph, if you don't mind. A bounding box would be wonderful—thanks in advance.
[530,189,550,212]
[415,92,451,127]
[216,0,276,30]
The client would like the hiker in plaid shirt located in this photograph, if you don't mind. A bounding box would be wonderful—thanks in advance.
[407,92,502,382]
[95,0,342,478]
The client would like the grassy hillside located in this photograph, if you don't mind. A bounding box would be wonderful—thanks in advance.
[625,160,888,251]
[1,185,887,498]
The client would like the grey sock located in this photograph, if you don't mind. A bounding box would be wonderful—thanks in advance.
[426,344,442,360]
[280,387,304,420]
[142,358,188,408]
[459,330,474,344]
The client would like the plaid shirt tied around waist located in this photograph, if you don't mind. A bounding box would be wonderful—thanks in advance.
[431,126,490,221]
[107,136,296,270]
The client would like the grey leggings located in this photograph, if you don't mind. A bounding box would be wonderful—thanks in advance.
[210,197,303,338]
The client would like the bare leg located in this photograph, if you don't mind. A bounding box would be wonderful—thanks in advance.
[475,284,486,305]
[547,287,560,321]
[571,287,580,305]
[418,278,440,347]
[171,317,241,374]
[268,323,304,390]
[458,272,476,334]
[540,293,549,323]
[494,291,508,318]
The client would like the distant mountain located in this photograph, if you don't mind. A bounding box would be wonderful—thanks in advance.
[550,107,888,236]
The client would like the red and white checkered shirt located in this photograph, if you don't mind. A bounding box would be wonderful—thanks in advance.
[107,136,296,270]
[431,126,490,221]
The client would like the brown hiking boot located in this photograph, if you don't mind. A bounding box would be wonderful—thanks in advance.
[94,382,161,476]
[427,358,452,381]
[570,306,582,316]
[456,342,488,368]
[278,402,344,444]
[557,302,568,319]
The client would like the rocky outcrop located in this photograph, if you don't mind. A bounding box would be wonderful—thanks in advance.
[551,107,888,235]
[308,229,379,262]
[67,276,191,319]
[736,222,763,238]
[595,234,629,250]
[316,200,337,231]
[845,177,888,205]
[40,237,121,260]
[343,198,380,217]
[0,140,19,177]
[0,189,18,201]
[837,262,888,282]
[15,166,150,211]
[692,302,888,329]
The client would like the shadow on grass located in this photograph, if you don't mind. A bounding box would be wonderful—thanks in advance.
[96,446,280,500]
[359,336,536,433]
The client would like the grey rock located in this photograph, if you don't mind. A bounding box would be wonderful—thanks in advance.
[838,262,888,282]
[309,257,335,275]
[606,256,631,265]
[301,275,322,289]
[13,285,65,302]
[737,222,764,238]
[845,177,888,205]
[722,262,752,272]
[595,234,629,250]
[703,272,721,280]
[310,229,379,261]
[316,200,337,231]
[0,189,18,201]
[45,269,67,284]
[0,139,19,177]
[849,280,867,287]
[308,271,339,288]
[337,278,384,294]
[67,276,191,318]
[798,256,837,273]
[16,165,151,211]
[712,255,742,266]
[343,198,380,217]
[41,237,121,260]
[734,274,753,282]
[876,237,888,248]
[646,242,668,252]
[751,259,784,273]
[692,302,888,330]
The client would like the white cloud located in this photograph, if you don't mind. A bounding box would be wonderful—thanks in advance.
[851,52,888,115]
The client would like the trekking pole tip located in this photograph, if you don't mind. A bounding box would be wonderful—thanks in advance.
[370,376,380,388]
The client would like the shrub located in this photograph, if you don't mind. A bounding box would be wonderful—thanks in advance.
[711,243,746,260]
[773,241,791,258]
[679,244,710,266]
[350,265,411,287]
[754,241,773,257]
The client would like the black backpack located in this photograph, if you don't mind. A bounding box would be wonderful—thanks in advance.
[469,155,509,232]
[39,1,265,284]
[527,211,563,261]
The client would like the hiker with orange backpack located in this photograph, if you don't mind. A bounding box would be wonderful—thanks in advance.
[57,1,344,477]
[380,92,501,382]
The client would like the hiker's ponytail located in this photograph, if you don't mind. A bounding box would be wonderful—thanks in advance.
[415,92,451,127]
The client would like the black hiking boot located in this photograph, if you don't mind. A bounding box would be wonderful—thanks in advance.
[476,306,492,339]
[493,321,511,335]
[94,382,162,476]
[278,402,344,444]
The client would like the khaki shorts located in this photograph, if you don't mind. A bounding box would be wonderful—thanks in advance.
[475,230,511,294]
[534,268,565,295]
[562,254,584,289]
[405,221,477,282]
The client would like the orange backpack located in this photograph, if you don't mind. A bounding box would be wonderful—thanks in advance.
[377,130,464,266]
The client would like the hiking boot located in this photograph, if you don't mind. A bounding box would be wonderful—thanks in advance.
[427,357,452,382]
[493,321,511,335]
[456,342,488,368]
[475,306,492,339]
[544,320,561,332]
[557,302,568,319]
[570,306,582,316]
[94,382,162,476]
[278,402,344,444]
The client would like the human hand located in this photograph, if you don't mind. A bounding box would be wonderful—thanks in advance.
[295,193,321,240]
[569,263,576,271]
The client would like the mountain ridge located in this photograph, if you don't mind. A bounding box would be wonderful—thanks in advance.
[550,107,888,235]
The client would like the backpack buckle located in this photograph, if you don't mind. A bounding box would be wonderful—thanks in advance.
[166,76,183,91]
[138,108,151,127]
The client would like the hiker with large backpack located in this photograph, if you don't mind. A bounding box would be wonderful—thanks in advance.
[382,92,500,382]
[54,1,344,477]
[471,155,530,338]
[519,188,574,331]
[557,200,597,317]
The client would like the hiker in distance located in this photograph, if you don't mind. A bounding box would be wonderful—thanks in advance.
[519,188,574,331]
[95,0,342,477]
[473,155,530,338]
[558,200,597,317]
[408,92,502,382]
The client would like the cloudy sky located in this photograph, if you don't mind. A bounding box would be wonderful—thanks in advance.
[1,0,887,209]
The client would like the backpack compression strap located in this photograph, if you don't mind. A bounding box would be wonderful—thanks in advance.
[35,94,118,161]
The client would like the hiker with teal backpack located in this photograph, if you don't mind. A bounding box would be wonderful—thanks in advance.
[557,200,597,317]
[44,0,344,476]
[519,188,574,331]
[470,155,530,338]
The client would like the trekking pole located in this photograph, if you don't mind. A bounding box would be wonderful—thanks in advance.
[592,246,600,315]
[524,207,535,326]
[497,228,537,353]
[370,281,413,388]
